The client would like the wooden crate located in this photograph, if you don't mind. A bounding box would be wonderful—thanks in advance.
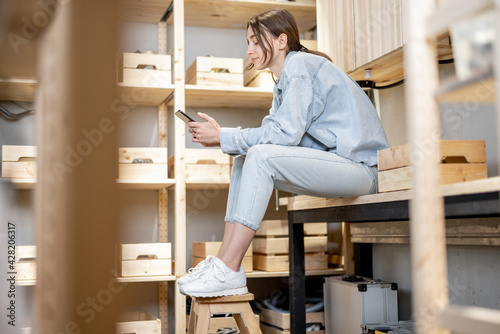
[2,145,37,179]
[256,220,327,237]
[118,52,171,87]
[260,308,324,333]
[117,243,171,277]
[186,56,243,87]
[244,55,275,89]
[16,245,37,281]
[253,220,328,271]
[116,311,161,334]
[118,147,168,180]
[377,140,488,193]
[253,235,327,254]
[191,241,253,272]
[253,252,328,272]
[169,148,232,184]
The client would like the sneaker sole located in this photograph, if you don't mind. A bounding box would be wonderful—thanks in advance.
[185,286,249,298]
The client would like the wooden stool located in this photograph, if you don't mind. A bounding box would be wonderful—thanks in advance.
[188,293,262,334]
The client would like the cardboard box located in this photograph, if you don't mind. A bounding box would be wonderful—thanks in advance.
[377,140,488,193]
[186,56,243,87]
[118,52,171,87]
[118,147,168,180]
[116,311,161,334]
[191,241,253,272]
[2,145,37,179]
[117,243,172,277]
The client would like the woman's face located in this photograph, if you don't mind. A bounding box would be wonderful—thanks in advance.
[247,26,271,70]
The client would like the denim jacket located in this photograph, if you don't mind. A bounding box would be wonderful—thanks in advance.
[219,51,389,166]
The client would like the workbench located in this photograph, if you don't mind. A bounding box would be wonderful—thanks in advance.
[285,177,500,333]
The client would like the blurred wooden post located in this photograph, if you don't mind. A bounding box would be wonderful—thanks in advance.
[35,0,121,332]
[173,0,187,333]
[404,1,449,334]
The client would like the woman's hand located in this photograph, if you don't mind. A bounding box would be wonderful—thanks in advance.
[188,112,221,147]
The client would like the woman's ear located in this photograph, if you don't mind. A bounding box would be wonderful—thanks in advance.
[278,33,288,50]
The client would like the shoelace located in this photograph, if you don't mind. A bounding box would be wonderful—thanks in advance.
[202,261,227,283]
[187,255,214,274]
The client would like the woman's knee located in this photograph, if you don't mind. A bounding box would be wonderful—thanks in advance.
[246,144,274,163]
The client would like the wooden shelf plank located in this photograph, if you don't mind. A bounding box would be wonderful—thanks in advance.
[170,0,316,32]
[347,47,405,86]
[285,176,500,211]
[0,78,37,102]
[116,275,177,283]
[437,67,496,103]
[120,0,170,23]
[116,178,176,190]
[186,182,230,190]
[183,84,273,109]
[16,280,36,286]
[440,305,500,334]
[246,268,345,278]
[425,0,494,38]
[8,179,36,190]
[9,179,176,190]
[117,83,174,106]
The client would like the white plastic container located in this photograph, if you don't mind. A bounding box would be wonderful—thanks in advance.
[323,275,399,334]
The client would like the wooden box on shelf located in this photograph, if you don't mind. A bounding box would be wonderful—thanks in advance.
[117,243,172,277]
[169,148,232,184]
[118,52,171,87]
[191,241,253,272]
[118,147,168,180]
[115,311,161,334]
[253,220,328,272]
[377,140,488,193]
[244,55,274,89]
[16,245,36,282]
[260,307,325,334]
[2,145,37,179]
[186,56,244,87]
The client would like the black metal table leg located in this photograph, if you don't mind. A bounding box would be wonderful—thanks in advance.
[289,210,305,334]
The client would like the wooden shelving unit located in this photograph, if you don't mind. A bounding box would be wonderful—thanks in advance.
[183,85,273,109]
[117,178,176,190]
[436,67,496,103]
[117,83,175,106]
[116,275,177,283]
[169,0,316,32]
[247,268,344,279]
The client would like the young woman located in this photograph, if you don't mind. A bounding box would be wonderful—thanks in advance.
[178,8,388,297]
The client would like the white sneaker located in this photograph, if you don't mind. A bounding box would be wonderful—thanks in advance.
[180,257,248,297]
[177,255,215,286]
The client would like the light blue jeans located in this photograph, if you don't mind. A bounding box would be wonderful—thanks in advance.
[224,144,378,231]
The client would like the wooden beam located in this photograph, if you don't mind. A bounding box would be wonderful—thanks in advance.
[173,0,187,333]
[405,1,449,333]
[35,0,121,332]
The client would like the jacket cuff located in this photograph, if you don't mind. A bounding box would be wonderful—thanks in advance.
[220,127,240,155]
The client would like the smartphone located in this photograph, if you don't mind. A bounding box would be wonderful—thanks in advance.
[175,110,195,123]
